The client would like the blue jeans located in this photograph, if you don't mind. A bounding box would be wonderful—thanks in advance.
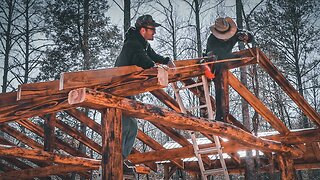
[122,115,138,158]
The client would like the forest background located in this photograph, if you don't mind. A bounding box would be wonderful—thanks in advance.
[0,0,320,179]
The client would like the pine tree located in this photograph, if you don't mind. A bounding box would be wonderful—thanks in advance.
[252,0,320,128]
[37,0,122,81]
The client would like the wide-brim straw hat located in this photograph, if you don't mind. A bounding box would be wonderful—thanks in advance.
[210,17,237,40]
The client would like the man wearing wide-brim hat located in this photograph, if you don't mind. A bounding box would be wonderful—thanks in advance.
[206,17,253,60]
[206,17,253,122]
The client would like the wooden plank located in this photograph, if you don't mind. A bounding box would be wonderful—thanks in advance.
[60,65,143,90]
[0,92,17,107]
[68,88,304,157]
[101,108,122,180]
[228,71,290,135]
[257,48,320,127]
[137,130,184,169]
[1,164,95,179]
[0,145,100,167]
[17,80,59,101]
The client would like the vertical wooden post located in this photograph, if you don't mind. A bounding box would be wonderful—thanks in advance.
[101,108,122,180]
[214,66,229,122]
[277,153,296,180]
[222,69,230,121]
[44,113,56,152]
[164,164,169,180]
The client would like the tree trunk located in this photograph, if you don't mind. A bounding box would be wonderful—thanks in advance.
[236,0,257,179]
[124,0,130,33]
[2,0,15,93]
[194,0,202,57]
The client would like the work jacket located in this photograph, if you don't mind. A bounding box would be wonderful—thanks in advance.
[115,27,169,69]
[206,29,253,60]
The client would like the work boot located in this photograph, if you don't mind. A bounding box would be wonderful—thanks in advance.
[123,163,136,179]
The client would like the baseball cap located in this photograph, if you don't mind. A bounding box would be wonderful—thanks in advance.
[135,15,161,28]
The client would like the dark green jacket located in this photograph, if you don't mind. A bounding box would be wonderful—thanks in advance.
[206,29,253,60]
[115,27,169,69]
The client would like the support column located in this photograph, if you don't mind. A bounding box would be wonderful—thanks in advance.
[214,66,229,122]
[277,153,296,180]
[44,113,56,152]
[101,108,122,180]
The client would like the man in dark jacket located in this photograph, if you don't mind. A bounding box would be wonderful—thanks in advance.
[206,17,253,122]
[115,15,172,69]
[115,14,174,175]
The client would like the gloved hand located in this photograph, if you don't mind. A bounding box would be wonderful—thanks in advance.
[167,60,176,68]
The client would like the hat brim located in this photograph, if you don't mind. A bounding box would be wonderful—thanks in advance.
[151,22,161,27]
[210,17,237,40]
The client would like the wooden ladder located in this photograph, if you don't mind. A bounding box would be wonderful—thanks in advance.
[172,75,230,180]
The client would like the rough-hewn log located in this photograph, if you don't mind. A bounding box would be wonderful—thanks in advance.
[101,108,122,180]
[43,114,56,152]
[257,49,320,127]
[0,145,100,167]
[68,88,303,157]
[1,164,95,179]
[0,93,71,123]
[129,145,194,164]
[277,153,296,180]
[265,128,320,144]
[228,71,290,135]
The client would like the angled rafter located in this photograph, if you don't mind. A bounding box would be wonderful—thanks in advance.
[228,71,290,135]
[257,49,320,127]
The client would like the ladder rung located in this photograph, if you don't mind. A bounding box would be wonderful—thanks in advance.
[203,168,225,175]
[198,147,218,155]
[175,82,204,91]
[187,104,207,111]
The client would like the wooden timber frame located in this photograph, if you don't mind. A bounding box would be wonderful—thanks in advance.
[0,48,319,179]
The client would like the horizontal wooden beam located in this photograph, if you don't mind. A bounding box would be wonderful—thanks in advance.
[0,145,100,168]
[17,80,60,101]
[60,65,143,90]
[68,88,304,157]
[1,164,95,179]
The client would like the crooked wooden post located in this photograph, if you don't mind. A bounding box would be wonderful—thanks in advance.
[101,108,123,180]
[277,153,296,180]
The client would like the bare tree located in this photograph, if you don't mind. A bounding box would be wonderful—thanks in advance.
[0,0,21,92]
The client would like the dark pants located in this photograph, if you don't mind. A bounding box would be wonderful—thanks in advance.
[214,53,241,121]
[122,115,138,158]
